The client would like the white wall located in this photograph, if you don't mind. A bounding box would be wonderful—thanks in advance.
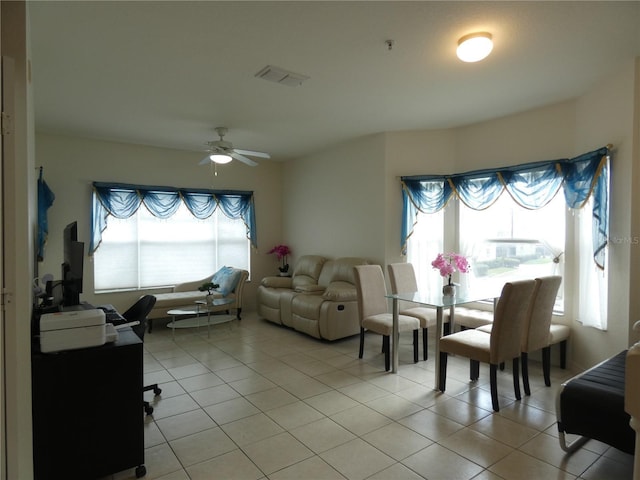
[282,134,387,265]
[36,133,284,313]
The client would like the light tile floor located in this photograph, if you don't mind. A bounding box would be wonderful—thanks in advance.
[105,312,633,480]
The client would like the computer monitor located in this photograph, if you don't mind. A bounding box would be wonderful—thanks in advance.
[61,221,84,306]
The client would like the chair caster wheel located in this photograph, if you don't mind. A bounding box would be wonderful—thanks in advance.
[153,386,162,396]
[135,465,146,478]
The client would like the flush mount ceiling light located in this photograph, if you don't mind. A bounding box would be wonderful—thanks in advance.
[209,154,232,164]
[456,32,493,62]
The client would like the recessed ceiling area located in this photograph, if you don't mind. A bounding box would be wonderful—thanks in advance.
[28,1,640,162]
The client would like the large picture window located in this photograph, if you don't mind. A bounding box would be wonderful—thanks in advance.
[94,203,249,291]
[459,193,565,311]
[91,182,255,292]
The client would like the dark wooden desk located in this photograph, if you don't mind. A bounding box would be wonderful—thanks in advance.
[32,328,145,479]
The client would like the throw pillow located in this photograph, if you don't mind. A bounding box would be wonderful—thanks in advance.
[212,266,241,296]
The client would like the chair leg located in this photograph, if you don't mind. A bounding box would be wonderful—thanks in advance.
[236,307,242,320]
[513,357,521,401]
[148,318,153,334]
[413,330,419,363]
[423,328,428,361]
[490,364,499,412]
[542,346,551,386]
[359,327,365,359]
[470,359,480,380]
[521,352,531,396]
[560,340,567,369]
[383,335,390,371]
[444,323,451,335]
[439,352,448,392]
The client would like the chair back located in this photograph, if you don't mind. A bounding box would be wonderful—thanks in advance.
[489,280,536,363]
[522,276,562,352]
[354,265,389,322]
[123,295,157,340]
[387,263,418,294]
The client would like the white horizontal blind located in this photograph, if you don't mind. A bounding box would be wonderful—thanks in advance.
[94,203,249,291]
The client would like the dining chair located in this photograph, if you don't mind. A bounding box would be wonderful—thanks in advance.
[438,279,536,412]
[477,276,563,395]
[387,263,441,361]
[354,265,420,371]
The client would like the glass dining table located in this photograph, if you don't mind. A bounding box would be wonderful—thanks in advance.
[386,288,501,389]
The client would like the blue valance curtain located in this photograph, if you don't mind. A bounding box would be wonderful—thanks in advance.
[90,182,257,254]
[401,146,610,269]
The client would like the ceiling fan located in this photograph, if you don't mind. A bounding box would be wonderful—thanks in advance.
[199,127,271,167]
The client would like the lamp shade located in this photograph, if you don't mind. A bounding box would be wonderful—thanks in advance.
[457,32,493,63]
[210,154,232,164]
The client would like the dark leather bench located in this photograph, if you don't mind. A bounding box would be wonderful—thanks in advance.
[556,349,635,454]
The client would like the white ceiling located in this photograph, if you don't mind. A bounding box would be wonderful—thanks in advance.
[28,1,640,163]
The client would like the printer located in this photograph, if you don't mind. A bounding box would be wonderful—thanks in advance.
[39,309,118,353]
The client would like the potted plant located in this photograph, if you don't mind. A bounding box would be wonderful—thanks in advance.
[431,252,470,296]
[198,281,219,304]
[268,244,292,276]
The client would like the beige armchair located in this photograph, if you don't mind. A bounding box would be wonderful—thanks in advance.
[439,279,536,411]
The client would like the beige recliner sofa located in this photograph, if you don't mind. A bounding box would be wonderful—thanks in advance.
[257,255,368,340]
[148,267,248,331]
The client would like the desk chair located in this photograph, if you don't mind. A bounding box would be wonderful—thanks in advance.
[124,295,160,415]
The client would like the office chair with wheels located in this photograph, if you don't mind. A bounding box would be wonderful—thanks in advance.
[123,295,160,415]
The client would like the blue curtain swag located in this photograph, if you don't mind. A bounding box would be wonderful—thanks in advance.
[90,182,257,254]
[401,146,610,269]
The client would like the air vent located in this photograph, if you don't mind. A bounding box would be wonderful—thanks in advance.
[255,65,310,87]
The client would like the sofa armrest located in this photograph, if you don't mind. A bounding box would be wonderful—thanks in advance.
[295,284,325,294]
[261,276,293,289]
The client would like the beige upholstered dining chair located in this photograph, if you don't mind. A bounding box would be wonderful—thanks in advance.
[438,279,536,412]
[387,263,440,361]
[354,265,420,371]
[477,276,563,395]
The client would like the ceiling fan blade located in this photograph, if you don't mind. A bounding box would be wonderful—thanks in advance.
[198,155,212,165]
[230,152,258,166]
[233,148,271,159]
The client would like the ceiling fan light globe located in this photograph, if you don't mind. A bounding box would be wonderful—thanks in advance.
[210,154,232,164]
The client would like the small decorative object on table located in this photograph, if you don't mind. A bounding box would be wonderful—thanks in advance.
[432,252,470,296]
[268,244,292,276]
[198,281,220,305]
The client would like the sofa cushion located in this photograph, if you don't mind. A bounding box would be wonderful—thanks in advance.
[261,276,293,288]
[292,255,327,289]
[212,266,242,296]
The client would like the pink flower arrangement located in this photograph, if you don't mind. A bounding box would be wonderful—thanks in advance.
[268,244,291,273]
[432,252,470,285]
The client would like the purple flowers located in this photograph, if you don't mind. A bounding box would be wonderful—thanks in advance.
[268,244,291,273]
[432,252,470,285]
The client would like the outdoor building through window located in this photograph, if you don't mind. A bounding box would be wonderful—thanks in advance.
[459,192,566,311]
[94,203,250,292]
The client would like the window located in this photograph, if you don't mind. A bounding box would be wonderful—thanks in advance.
[459,193,566,311]
[406,209,444,293]
[94,203,250,291]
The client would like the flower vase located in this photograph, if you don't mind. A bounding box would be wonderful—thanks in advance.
[442,283,456,297]
[205,294,215,305]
